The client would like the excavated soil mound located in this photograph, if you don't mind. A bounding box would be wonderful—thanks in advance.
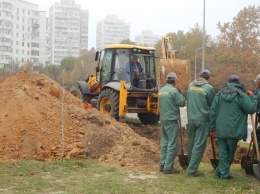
[0,71,159,171]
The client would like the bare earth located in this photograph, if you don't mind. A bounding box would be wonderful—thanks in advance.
[0,72,247,171]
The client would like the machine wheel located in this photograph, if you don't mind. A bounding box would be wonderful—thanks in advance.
[97,88,119,120]
[70,85,90,102]
[138,113,159,125]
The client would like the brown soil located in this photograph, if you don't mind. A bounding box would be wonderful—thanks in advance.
[0,72,248,172]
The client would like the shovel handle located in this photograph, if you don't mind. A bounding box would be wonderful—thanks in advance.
[247,138,253,156]
[210,136,217,159]
[179,117,184,155]
[251,114,260,160]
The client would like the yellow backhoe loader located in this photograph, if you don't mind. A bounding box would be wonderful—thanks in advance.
[70,44,159,125]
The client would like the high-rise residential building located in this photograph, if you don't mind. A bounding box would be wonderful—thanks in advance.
[135,30,160,47]
[48,0,89,65]
[96,15,130,50]
[0,0,47,68]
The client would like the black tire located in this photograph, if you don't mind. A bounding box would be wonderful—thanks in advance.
[70,85,90,102]
[138,113,159,125]
[97,88,119,120]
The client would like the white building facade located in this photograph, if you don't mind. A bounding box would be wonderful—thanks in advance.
[134,30,160,47]
[96,15,130,50]
[48,0,89,65]
[0,0,47,68]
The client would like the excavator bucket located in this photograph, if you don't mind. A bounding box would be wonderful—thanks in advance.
[159,59,191,90]
[159,36,191,90]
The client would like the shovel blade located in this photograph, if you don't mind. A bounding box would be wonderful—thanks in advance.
[178,155,189,170]
[253,163,260,179]
[245,160,254,174]
[241,155,252,169]
[210,158,219,169]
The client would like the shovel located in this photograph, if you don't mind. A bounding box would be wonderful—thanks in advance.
[244,112,258,173]
[251,114,260,180]
[241,138,253,169]
[210,135,219,169]
[178,117,189,170]
[244,145,257,175]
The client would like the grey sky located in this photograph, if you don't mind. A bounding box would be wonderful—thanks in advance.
[26,0,260,49]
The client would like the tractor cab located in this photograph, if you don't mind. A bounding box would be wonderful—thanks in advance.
[95,44,157,91]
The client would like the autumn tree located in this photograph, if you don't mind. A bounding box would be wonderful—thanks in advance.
[60,57,77,72]
[120,39,135,45]
[211,5,260,89]
[43,65,61,83]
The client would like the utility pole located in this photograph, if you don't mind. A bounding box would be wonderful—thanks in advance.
[202,0,206,70]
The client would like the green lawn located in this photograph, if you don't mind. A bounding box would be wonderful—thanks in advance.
[0,159,259,194]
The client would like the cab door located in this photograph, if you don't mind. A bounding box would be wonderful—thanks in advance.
[100,49,113,88]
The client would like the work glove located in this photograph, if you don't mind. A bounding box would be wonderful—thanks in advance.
[209,131,216,137]
[246,90,253,96]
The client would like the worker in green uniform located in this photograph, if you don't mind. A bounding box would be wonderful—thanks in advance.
[253,74,260,149]
[210,75,257,179]
[186,69,216,176]
[158,72,186,174]
[254,74,260,119]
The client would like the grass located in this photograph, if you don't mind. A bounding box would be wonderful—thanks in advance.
[238,141,250,148]
[0,159,260,194]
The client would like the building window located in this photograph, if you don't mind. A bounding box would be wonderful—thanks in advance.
[22,42,24,46]
[27,43,30,47]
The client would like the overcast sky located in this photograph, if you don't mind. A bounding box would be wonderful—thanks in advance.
[26,0,259,49]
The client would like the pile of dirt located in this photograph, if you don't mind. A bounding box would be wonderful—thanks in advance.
[0,71,248,172]
[0,71,159,171]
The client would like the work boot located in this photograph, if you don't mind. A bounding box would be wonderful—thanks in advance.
[226,175,234,179]
[163,168,180,174]
[159,165,164,172]
[187,171,205,177]
[222,175,234,180]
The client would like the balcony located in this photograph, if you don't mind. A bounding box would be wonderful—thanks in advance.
[0,15,13,21]
[32,23,40,28]
[0,33,12,39]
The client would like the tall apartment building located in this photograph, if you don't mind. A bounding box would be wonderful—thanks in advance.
[48,0,89,65]
[134,30,160,47]
[96,15,130,50]
[0,0,47,68]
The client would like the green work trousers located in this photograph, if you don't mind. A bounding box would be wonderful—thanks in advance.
[215,138,238,179]
[187,120,209,174]
[160,120,179,171]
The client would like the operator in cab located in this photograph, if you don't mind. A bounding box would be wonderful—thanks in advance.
[125,55,145,87]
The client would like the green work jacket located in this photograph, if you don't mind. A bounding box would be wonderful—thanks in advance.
[210,83,257,139]
[158,83,186,122]
[187,77,215,122]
